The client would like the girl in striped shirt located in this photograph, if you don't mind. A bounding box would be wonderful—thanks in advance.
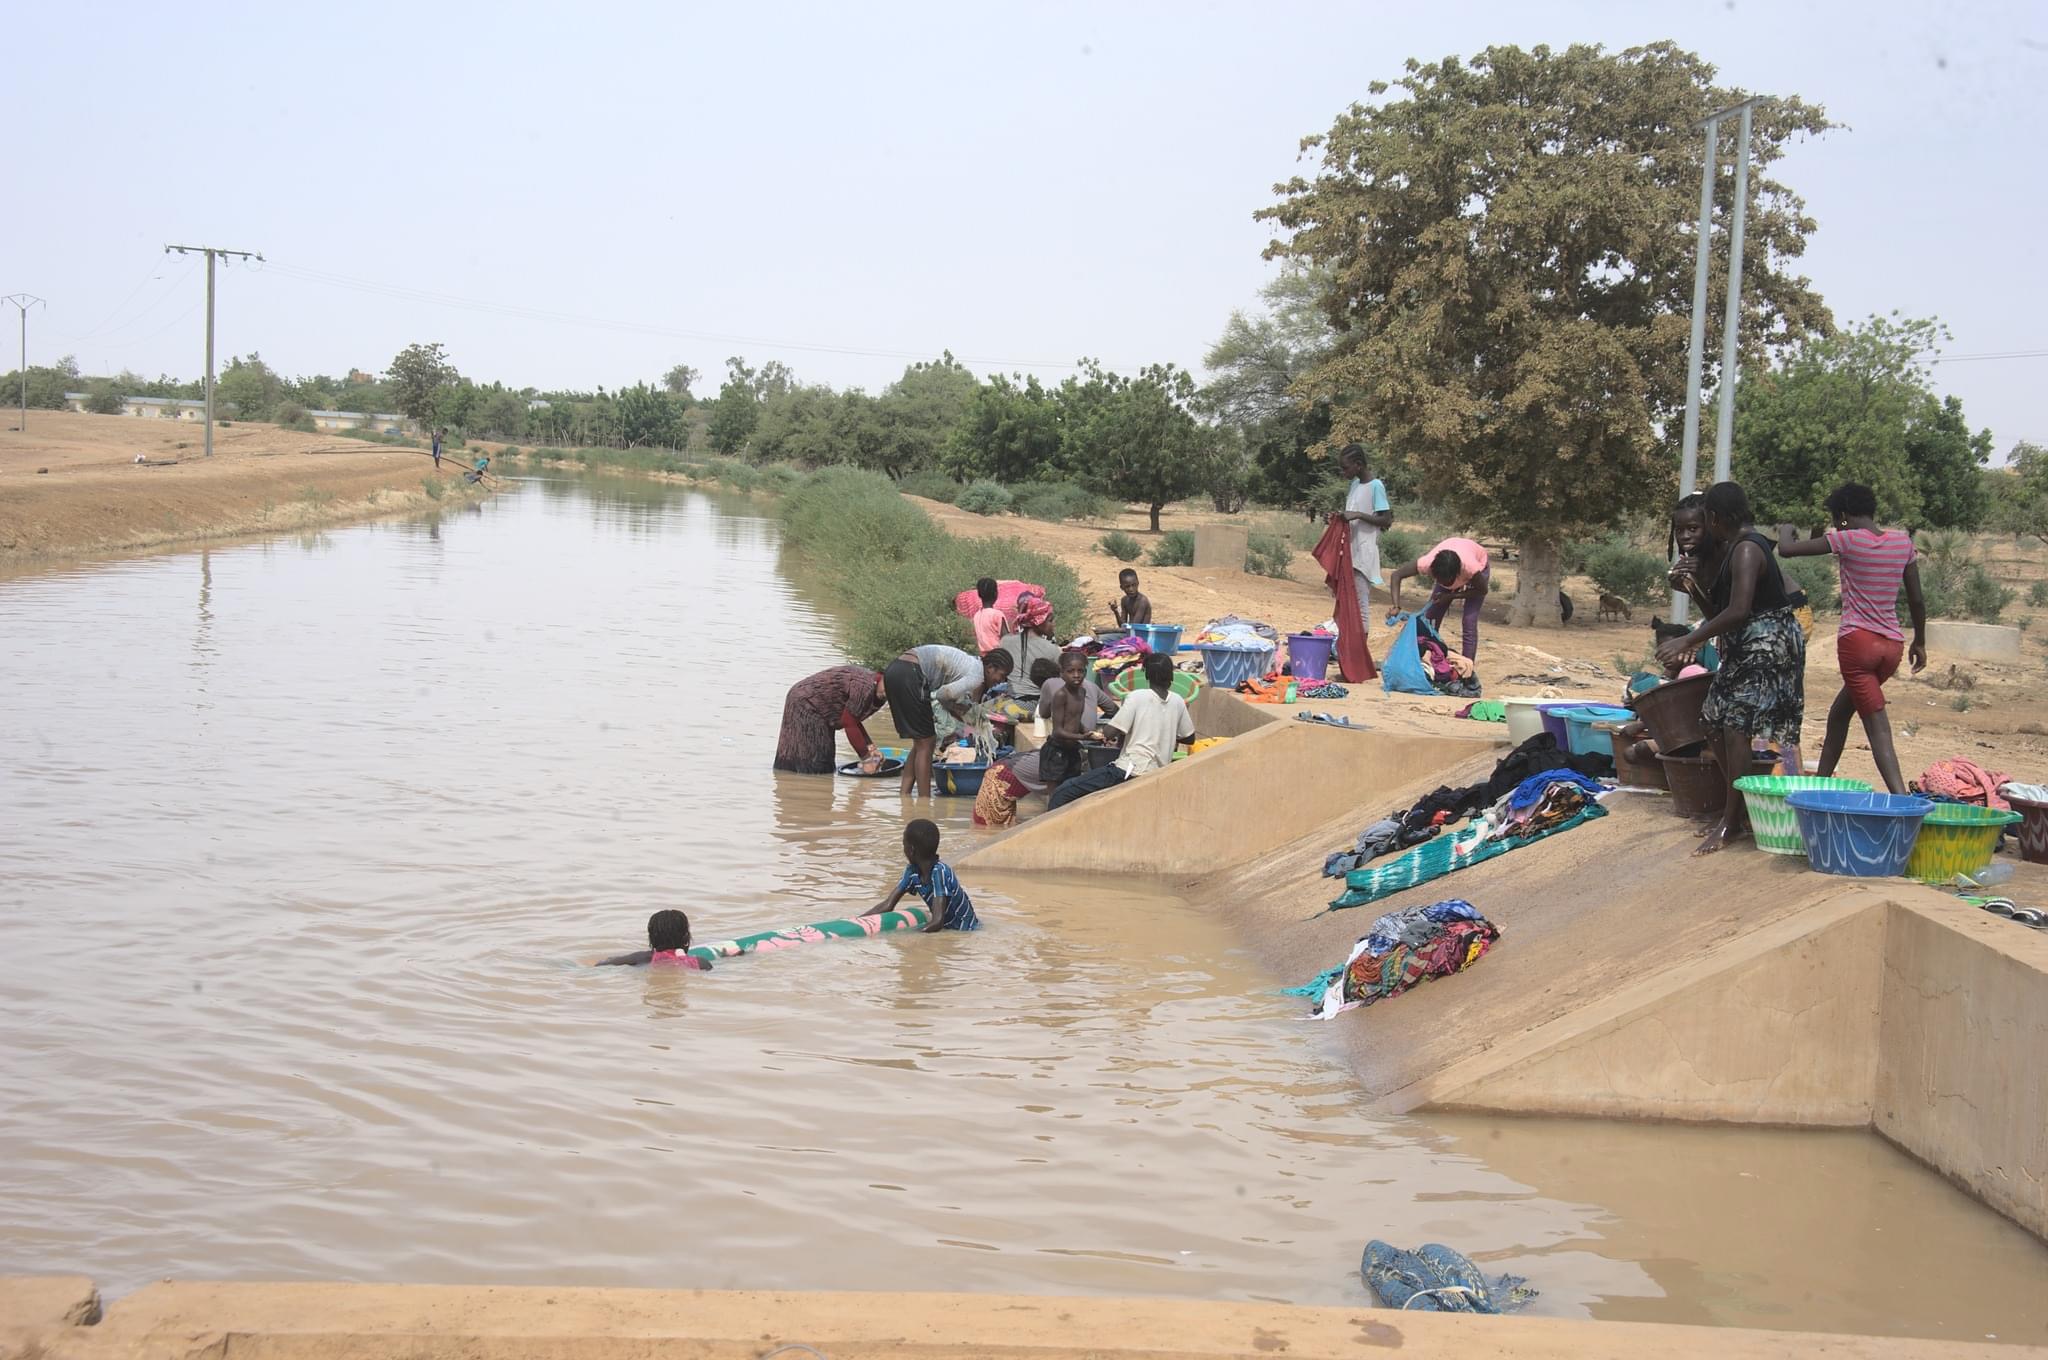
[1778,483,1927,794]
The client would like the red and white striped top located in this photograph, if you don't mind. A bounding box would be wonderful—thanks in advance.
[1827,528,1915,642]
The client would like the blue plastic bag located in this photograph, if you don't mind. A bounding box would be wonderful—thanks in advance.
[1380,612,1444,697]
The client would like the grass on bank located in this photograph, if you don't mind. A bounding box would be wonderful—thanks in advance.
[781,467,1085,667]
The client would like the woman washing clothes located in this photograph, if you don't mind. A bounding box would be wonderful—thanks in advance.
[1656,482,1807,856]
[996,591,1063,707]
[773,665,887,774]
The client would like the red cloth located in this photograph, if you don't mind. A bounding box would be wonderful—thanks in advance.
[1311,515,1377,682]
[953,580,1048,626]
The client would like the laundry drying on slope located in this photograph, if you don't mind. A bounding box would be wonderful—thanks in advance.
[1288,899,1501,1020]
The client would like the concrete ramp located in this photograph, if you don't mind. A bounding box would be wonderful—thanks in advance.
[969,719,1493,876]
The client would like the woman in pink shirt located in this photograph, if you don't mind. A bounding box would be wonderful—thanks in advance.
[1387,537,1490,660]
[1778,483,1926,793]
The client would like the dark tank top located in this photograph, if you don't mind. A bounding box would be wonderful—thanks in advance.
[1709,530,1799,615]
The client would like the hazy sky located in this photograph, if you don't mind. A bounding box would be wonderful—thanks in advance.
[9,1,2043,452]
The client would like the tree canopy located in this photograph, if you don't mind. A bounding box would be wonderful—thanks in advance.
[1734,315,1991,530]
[1258,41,1832,624]
[1061,361,1206,531]
[387,342,457,426]
[1198,262,1338,511]
[1991,441,2048,544]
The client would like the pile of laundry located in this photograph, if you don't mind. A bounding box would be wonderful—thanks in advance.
[1419,634,1480,699]
[1193,614,1279,648]
[1297,681,1350,700]
[1292,899,1500,1019]
[1091,634,1153,686]
[1360,1241,1538,1313]
[1914,758,2012,809]
[1321,733,1610,877]
[1331,772,1605,910]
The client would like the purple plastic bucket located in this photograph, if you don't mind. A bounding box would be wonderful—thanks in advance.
[1286,632,1336,683]
[1538,705,1576,747]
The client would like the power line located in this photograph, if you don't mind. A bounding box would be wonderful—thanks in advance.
[1932,349,2048,364]
[165,244,263,458]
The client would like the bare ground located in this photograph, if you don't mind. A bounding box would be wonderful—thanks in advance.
[0,410,492,574]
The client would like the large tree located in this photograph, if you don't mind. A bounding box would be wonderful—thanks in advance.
[1259,42,1832,625]
[616,382,684,448]
[872,353,981,477]
[1735,315,1991,530]
[1991,441,2048,545]
[944,373,1064,484]
[216,352,284,421]
[387,342,458,426]
[1199,261,1339,511]
[1061,361,1206,531]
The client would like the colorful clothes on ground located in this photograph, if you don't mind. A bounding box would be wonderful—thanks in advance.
[1827,527,1915,642]
[686,904,931,961]
[1456,699,1506,722]
[1299,682,1351,700]
[1915,758,2013,810]
[1330,801,1607,911]
[897,860,981,931]
[1291,900,1499,1019]
[774,665,885,773]
[1701,606,1806,746]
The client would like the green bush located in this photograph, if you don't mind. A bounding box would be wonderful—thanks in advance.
[2028,581,2048,608]
[1147,529,1195,566]
[1012,481,1110,523]
[533,446,568,462]
[1378,527,1424,572]
[779,467,1083,667]
[1098,530,1143,562]
[1963,565,2014,622]
[896,471,961,504]
[956,480,1014,516]
[1245,532,1295,580]
[1777,553,1839,614]
[421,476,445,501]
[499,445,521,459]
[1582,535,1667,605]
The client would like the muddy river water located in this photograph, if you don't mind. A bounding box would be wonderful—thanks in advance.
[2,474,2043,1344]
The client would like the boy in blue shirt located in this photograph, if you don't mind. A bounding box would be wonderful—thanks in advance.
[874,818,980,932]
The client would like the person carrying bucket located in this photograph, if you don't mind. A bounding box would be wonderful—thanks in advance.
[1386,537,1490,661]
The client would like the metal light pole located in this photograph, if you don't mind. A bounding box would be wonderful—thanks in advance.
[164,244,262,456]
[3,294,45,432]
[1672,96,1762,622]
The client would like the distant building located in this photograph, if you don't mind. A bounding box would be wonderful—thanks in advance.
[308,410,415,434]
[64,392,207,421]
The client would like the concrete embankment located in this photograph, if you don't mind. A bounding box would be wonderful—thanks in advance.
[5,1277,2038,1359]
[971,689,2048,1241]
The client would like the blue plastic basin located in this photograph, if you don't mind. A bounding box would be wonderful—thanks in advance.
[1785,790,1934,877]
[1130,623,1183,654]
[1556,705,1636,759]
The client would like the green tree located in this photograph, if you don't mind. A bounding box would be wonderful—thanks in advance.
[944,372,1064,483]
[616,382,684,448]
[872,353,981,477]
[1062,361,1206,531]
[662,364,699,400]
[1735,316,1991,530]
[1259,42,1832,625]
[215,352,284,421]
[1991,441,2048,544]
[1199,262,1339,511]
[83,377,125,415]
[707,356,762,454]
[387,342,458,426]
[477,385,530,440]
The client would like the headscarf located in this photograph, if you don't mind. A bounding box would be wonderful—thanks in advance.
[1015,588,1054,631]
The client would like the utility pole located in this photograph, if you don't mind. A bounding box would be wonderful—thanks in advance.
[164,244,262,457]
[3,294,45,433]
[1672,96,1762,623]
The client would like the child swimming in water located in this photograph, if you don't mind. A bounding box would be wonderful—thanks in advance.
[873,818,980,932]
[594,909,713,969]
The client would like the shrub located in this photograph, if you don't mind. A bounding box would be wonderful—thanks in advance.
[1245,532,1295,580]
[1583,535,1668,605]
[534,447,568,462]
[2029,581,2048,608]
[1962,565,2014,622]
[421,476,444,501]
[500,445,521,459]
[1378,527,1425,573]
[1147,529,1195,566]
[781,466,934,573]
[1777,553,1839,614]
[1097,530,1143,562]
[275,400,313,432]
[1012,480,1110,523]
[956,480,1014,516]
[896,470,960,504]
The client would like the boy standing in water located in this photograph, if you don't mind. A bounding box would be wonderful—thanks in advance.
[1778,482,1927,793]
[874,818,980,931]
[594,909,713,969]
[1109,568,1152,628]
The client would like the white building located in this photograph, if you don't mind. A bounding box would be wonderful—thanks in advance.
[64,392,208,421]
[307,410,414,434]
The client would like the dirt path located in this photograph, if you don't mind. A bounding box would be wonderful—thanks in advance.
[0,410,492,573]
[921,495,2048,788]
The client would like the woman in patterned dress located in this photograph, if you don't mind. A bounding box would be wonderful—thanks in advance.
[773,665,887,774]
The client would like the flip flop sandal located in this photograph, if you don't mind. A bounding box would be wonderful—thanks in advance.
[1976,898,2019,919]
[2009,908,2048,930]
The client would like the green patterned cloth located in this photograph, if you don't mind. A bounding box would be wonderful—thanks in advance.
[1327,805,1606,912]
[688,904,930,961]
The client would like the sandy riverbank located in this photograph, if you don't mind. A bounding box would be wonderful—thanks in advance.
[0,410,493,572]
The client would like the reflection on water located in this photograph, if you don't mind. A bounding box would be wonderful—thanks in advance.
[0,474,2042,1343]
